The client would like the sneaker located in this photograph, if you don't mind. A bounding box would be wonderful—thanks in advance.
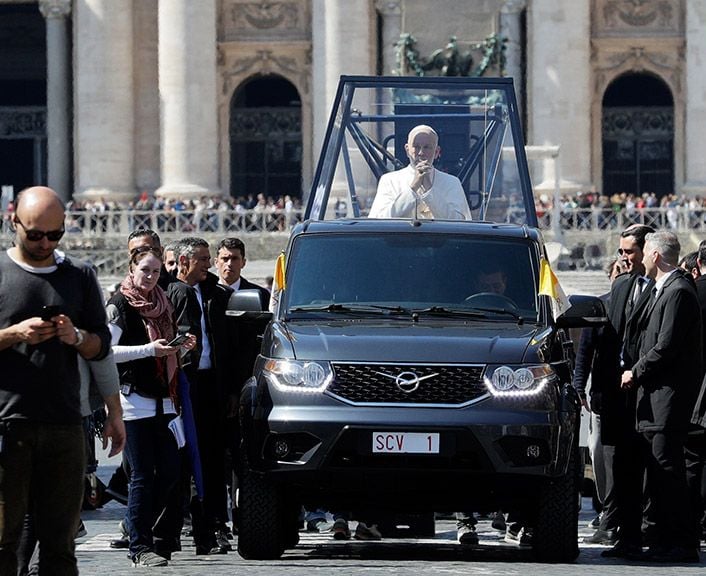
[75,520,87,539]
[585,528,618,545]
[133,551,168,567]
[354,522,382,541]
[332,518,351,540]
[457,521,479,545]
[491,511,506,531]
[307,518,334,533]
[518,527,533,547]
[588,512,602,529]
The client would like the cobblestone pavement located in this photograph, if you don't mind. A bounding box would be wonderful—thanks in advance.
[77,482,704,575]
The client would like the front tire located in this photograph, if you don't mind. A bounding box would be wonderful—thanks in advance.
[532,444,580,563]
[237,469,286,560]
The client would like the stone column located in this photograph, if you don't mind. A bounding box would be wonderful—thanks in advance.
[312,0,374,155]
[155,0,221,198]
[74,0,135,201]
[39,0,72,202]
[500,0,526,114]
[375,1,402,75]
[683,0,706,196]
[527,0,592,193]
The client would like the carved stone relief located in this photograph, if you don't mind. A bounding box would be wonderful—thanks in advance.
[593,0,682,36]
[221,46,311,96]
[592,42,684,99]
[221,0,310,41]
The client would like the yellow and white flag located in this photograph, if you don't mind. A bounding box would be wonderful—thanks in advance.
[538,258,571,318]
[268,252,286,313]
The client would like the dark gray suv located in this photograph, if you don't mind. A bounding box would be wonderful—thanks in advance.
[234,76,605,563]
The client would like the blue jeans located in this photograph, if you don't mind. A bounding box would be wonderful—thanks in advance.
[0,421,85,576]
[124,414,180,559]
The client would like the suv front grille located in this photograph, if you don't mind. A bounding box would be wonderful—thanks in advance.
[328,363,487,406]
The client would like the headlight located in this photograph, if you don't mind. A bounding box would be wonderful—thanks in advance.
[484,365,556,397]
[263,359,333,393]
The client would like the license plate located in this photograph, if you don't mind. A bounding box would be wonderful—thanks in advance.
[372,432,440,454]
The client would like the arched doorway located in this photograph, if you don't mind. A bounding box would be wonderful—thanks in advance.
[602,73,673,198]
[0,4,47,199]
[230,76,302,200]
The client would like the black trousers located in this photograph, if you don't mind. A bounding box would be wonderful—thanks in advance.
[597,444,619,531]
[610,428,645,546]
[683,428,706,548]
[189,369,228,548]
[641,429,694,548]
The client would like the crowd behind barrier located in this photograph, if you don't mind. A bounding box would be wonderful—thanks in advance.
[524,191,706,231]
[3,191,706,237]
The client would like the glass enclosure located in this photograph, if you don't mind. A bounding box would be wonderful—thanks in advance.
[306,76,535,226]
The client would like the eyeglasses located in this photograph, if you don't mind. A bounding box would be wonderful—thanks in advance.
[616,248,635,256]
[14,216,65,242]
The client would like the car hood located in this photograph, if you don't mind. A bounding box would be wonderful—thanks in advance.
[269,319,543,364]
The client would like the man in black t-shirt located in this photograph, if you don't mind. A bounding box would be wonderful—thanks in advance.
[0,186,114,575]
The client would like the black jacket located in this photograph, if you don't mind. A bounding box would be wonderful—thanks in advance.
[582,273,652,444]
[167,273,234,395]
[632,269,702,432]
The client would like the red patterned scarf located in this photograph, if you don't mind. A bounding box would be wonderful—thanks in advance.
[120,274,178,401]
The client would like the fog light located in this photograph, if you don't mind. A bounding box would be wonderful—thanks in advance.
[526,444,541,459]
[273,438,290,458]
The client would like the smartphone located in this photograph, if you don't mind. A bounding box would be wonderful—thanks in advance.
[40,305,60,321]
[167,334,189,347]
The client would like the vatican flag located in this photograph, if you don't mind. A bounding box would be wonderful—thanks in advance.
[269,252,286,313]
[539,258,571,318]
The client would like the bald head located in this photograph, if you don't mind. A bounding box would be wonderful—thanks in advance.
[16,186,65,216]
[12,186,66,266]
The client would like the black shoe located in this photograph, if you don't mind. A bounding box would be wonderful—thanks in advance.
[601,541,642,559]
[585,528,618,545]
[491,511,506,532]
[215,530,232,552]
[643,546,700,563]
[110,537,129,549]
[195,542,226,555]
[456,521,479,545]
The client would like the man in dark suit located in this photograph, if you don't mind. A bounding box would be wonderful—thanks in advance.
[588,225,654,559]
[621,231,702,563]
[214,237,270,535]
[168,237,234,555]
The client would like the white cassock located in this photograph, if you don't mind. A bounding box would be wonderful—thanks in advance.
[368,165,471,220]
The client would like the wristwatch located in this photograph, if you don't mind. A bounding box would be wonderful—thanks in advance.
[72,327,84,347]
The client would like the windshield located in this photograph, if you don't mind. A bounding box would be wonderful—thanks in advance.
[306,76,535,225]
[283,233,539,322]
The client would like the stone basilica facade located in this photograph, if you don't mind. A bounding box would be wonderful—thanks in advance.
[1,0,705,204]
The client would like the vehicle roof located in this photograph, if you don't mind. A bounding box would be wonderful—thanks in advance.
[293,218,543,242]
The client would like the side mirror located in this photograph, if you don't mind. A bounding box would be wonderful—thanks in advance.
[226,289,272,321]
[555,294,608,328]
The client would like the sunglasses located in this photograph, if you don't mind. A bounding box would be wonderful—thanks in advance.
[616,248,635,256]
[14,216,65,242]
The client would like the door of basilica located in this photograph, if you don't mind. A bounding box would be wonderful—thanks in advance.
[602,74,674,198]
[230,76,302,201]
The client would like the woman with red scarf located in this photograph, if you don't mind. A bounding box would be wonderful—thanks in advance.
[106,247,195,567]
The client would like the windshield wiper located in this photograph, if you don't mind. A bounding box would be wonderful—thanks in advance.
[287,303,410,315]
[466,306,524,325]
[412,306,524,325]
[411,306,486,319]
